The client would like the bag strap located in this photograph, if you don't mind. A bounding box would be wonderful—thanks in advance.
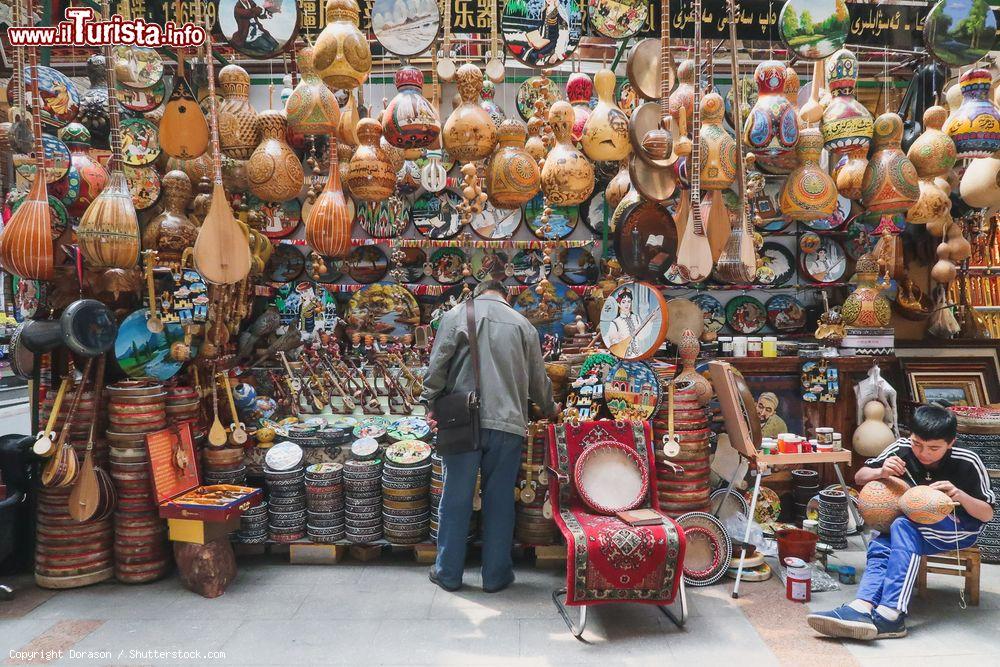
[466,298,481,394]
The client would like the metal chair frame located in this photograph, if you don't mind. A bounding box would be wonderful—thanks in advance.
[552,578,688,640]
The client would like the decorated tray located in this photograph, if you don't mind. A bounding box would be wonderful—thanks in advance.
[743,485,782,533]
[564,353,617,421]
[411,190,463,239]
[778,0,850,61]
[726,295,767,334]
[589,0,647,39]
[604,360,661,420]
[525,194,578,240]
[265,441,304,472]
[10,66,81,129]
[599,282,669,360]
[510,249,551,285]
[115,79,165,113]
[251,196,302,239]
[429,247,467,284]
[470,249,510,282]
[554,248,598,285]
[346,246,390,284]
[345,283,421,338]
[114,309,186,381]
[924,0,998,67]
[502,0,582,69]
[689,294,725,334]
[354,416,392,439]
[516,76,563,120]
[384,439,433,466]
[756,242,796,286]
[112,46,164,89]
[266,244,307,283]
[120,118,161,166]
[471,203,522,239]
[357,194,410,238]
[15,134,70,183]
[217,0,300,59]
[766,294,807,333]
[394,247,427,283]
[574,440,648,514]
[124,165,162,211]
[800,235,847,283]
[372,0,439,56]
[387,417,431,442]
[677,512,732,586]
[513,281,585,342]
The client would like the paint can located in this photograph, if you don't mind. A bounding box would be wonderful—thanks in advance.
[838,565,857,585]
[784,556,812,602]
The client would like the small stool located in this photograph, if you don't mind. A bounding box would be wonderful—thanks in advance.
[916,546,981,606]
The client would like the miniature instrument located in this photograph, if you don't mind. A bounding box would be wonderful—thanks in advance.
[33,376,69,457]
[220,372,248,444]
[143,250,164,333]
[42,359,94,488]
[436,0,456,81]
[485,0,504,83]
[69,356,106,521]
[207,370,228,448]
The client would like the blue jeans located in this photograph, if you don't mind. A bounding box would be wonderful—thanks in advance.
[435,428,524,589]
[857,515,980,613]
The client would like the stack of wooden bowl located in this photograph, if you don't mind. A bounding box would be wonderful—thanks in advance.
[515,424,557,546]
[35,485,114,589]
[203,445,247,485]
[654,385,712,517]
[107,381,171,584]
[39,385,102,466]
[165,385,202,434]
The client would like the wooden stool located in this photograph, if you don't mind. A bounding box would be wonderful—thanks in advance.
[916,546,981,606]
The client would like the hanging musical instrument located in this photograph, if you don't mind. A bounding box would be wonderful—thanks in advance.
[306,139,352,258]
[159,1,209,159]
[0,0,54,281]
[219,372,248,444]
[207,370,228,447]
[42,358,94,488]
[663,381,680,456]
[143,250,164,333]
[485,0,504,83]
[68,356,106,521]
[34,376,70,457]
[674,0,713,283]
[2,0,32,156]
[436,0,456,82]
[192,21,253,286]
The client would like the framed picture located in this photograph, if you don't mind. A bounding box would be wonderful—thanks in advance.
[910,373,987,408]
[899,353,1000,406]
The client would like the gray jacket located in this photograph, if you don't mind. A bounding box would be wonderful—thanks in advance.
[422,293,555,436]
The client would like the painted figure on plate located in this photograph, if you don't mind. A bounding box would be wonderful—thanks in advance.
[230,0,280,56]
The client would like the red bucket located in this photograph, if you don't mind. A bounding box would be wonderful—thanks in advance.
[776,528,818,562]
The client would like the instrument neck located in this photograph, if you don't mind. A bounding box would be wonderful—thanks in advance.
[27,43,44,174]
[204,27,223,185]
[101,1,123,172]
[659,0,670,118]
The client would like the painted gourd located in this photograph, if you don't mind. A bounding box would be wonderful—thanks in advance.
[306,144,352,258]
[945,68,1000,159]
[907,106,956,226]
[480,79,505,129]
[783,66,801,106]
[698,92,736,191]
[566,72,593,143]
[858,476,909,532]
[960,157,1000,209]
[142,169,198,263]
[852,399,896,457]
[605,160,631,210]
[821,49,873,153]
[668,59,695,134]
[832,146,867,201]
[899,486,955,525]
[581,68,630,162]
[756,66,803,175]
[674,328,713,406]
[443,64,497,162]
[779,127,837,220]
[383,66,441,150]
[541,100,595,206]
[345,118,396,201]
[860,113,919,215]
[285,45,340,137]
[744,60,798,158]
[247,110,304,203]
[314,0,371,91]
[841,254,891,329]
[58,122,107,217]
[487,119,541,209]
[217,65,260,160]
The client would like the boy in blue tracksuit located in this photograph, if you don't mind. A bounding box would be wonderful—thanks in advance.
[808,406,995,640]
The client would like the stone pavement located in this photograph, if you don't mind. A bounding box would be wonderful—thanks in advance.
[2,541,999,666]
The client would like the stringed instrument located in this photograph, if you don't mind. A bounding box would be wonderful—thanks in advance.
[485,0,504,83]
[1,0,32,155]
[436,0,457,82]
[207,370,228,447]
[0,0,54,281]
[674,0,713,283]
[159,2,209,160]
[192,24,253,286]
[42,358,94,488]
[33,376,69,457]
[68,356,106,521]
[306,138,352,258]
[220,372,248,444]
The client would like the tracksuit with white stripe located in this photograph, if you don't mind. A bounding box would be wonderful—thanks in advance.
[857,439,996,613]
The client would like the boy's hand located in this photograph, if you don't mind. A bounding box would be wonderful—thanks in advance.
[929,480,961,499]
[880,455,907,479]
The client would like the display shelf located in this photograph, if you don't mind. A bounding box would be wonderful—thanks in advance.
[725,355,895,374]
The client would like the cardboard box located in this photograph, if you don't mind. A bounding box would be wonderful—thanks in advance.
[168,516,241,544]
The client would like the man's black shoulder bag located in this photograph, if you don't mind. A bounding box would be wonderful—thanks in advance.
[433,299,481,455]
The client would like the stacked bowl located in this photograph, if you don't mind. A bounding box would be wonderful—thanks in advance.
[791,468,821,521]
[344,456,384,543]
[306,463,345,543]
[237,500,268,543]
[264,442,306,543]
[382,440,432,544]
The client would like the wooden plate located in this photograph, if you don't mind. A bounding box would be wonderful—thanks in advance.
[394,247,427,283]
[120,118,161,166]
[525,193,578,240]
[604,360,661,420]
[266,244,306,283]
[510,249,551,285]
[580,184,610,234]
[123,165,161,211]
[765,294,807,332]
[778,0,850,61]
[252,196,302,239]
[501,0,582,69]
[612,193,677,280]
[617,81,640,115]
[114,310,185,381]
[802,194,850,231]
[470,249,510,281]
[411,190,463,240]
[113,46,164,89]
[346,246,389,284]
[599,281,668,360]
[555,248,598,285]
[216,0,300,60]
[725,295,767,334]
[357,194,410,238]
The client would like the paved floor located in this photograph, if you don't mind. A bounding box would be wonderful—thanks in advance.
[1,540,999,666]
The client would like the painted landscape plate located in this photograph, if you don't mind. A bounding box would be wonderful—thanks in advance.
[924,0,998,67]
[394,247,427,283]
[525,194,578,239]
[217,0,300,59]
[510,249,551,284]
[778,0,850,61]
[345,284,421,338]
[766,294,808,332]
[265,244,306,283]
[114,309,186,381]
[603,360,661,420]
[513,280,584,342]
[555,248,599,285]
[347,246,390,284]
[411,190,463,240]
[725,295,767,334]
[502,0,583,69]
[372,0,440,57]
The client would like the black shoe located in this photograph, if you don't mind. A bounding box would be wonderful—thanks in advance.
[429,569,460,592]
[483,575,515,594]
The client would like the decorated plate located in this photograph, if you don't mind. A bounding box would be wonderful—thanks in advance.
[372,0,439,57]
[115,79,166,113]
[599,281,669,360]
[8,66,80,129]
[356,194,410,238]
[429,247,467,284]
[725,295,767,334]
[387,417,431,442]
[554,248,598,285]
[346,245,389,284]
[119,118,161,166]
[516,76,564,121]
[14,135,70,183]
[513,280,584,342]
[766,294,807,332]
[800,235,846,283]
[756,242,796,285]
[217,0,300,59]
[344,283,420,338]
[393,247,427,283]
[429,284,471,330]
[471,202,522,239]
[844,214,877,260]
[502,0,583,69]
[266,244,306,283]
[690,294,725,333]
[588,0,648,38]
[264,441,304,472]
[250,195,302,239]
[677,512,733,586]
[743,486,781,533]
[354,415,392,439]
[112,46,164,89]
[411,190,463,240]
[114,309,187,381]
[574,440,649,514]
[351,436,380,458]
[564,353,617,420]
[384,439,433,466]
[580,185,610,234]
[525,193,578,240]
[123,165,162,210]
[752,181,790,232]
[510,249,551,285]
[604,360,661,420]
[612,195,677,281]
[7,192,69,241]
[924,0,998,67]
[778,0,850,61]
[710,488,750,522]
[308,255,344,283]
[616,81,640,117]
[470,249,510,281]
[802,194,850,231]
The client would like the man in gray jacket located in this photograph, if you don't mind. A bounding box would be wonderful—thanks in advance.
[423,280,556,593]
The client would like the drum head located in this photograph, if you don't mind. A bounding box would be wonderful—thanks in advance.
[61,299,117,357]
[677,511,732,586]
[574,441,648,514]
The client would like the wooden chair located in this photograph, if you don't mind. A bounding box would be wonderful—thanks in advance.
[916,546,981,606]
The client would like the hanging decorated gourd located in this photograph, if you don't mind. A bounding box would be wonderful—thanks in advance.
[822,48,872,200]
[606,160,631,210]
[383,66,441,150]
[487,119,541,209]
[566,72,593,143]
[443,63,497,162]
[480,78,505,129]
[345,118,396,201]
[698,92,736,191]
[58,122,107,217]
[668,59,695,133]
[285,45,341,137]
[860,113,919,216]
[541,100,595,206]
[247,110,304,203]
[306,142,352,258]
[217,64,260,160]
[314,0,372,91]
[142,169,197,264]
[779,127,837,221]
[945,68,1000,159]
[783,66,801,106]
[581,67,630,162]
[841,254,891,328]
[744,60,798,159]
[907,106,956,227]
